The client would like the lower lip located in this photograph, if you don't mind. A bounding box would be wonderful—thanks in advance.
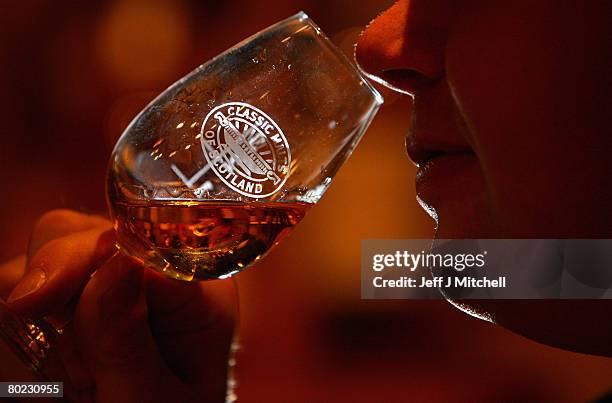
[415,153,478,206]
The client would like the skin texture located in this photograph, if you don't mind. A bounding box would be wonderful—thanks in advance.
[2,210,236,402]
[356,0,612,356]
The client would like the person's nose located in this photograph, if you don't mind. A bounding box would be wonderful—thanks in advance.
[355,0,453,96]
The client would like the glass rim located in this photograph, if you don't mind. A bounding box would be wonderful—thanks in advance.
[265,11,384,106]
[148,11,382,121]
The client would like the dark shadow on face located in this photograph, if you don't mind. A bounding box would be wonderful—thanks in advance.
[356,0,612,356]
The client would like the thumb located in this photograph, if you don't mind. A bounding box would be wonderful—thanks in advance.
[74,255,189,403]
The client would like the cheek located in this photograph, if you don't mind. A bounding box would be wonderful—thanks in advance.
[444,2,611,236]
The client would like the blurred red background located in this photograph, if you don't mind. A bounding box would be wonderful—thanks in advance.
[1,1,611,402]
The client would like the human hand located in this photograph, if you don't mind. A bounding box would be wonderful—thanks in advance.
[4,210,236,402]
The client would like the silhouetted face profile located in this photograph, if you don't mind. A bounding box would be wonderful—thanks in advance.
[357,0,611,239]
[356,0,612,356]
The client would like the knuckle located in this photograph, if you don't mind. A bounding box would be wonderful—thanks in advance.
[29,235,80,272]
[29,227,116,283]
[35,209,83,229]
[34,210,110,237]
[43,235,78,256]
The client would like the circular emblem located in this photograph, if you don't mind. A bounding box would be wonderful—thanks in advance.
[200,102,291,198]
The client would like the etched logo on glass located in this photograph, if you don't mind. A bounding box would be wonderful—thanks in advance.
[200,102,291,198]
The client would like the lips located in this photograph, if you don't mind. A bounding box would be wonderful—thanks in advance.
[416,149,475,186]
[405,129,472,165]
[407,135,476,207]
[405,102,477,210]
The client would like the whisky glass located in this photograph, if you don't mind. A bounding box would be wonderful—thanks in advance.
[0,12,380,392]
[107,12,383,281]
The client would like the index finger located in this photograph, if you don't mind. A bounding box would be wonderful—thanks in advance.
[27,209,111,264]
[8,226,117,318]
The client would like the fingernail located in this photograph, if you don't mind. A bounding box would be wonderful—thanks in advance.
[8,268,47,303]
[100,258,144,319]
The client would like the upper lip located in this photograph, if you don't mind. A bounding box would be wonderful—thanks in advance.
[405,130,473,167]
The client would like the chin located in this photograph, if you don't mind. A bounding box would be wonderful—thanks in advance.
[417,157,499,239]
[427,191,499,239]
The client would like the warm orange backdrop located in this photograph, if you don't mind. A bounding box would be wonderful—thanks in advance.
[1,1,611,402]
